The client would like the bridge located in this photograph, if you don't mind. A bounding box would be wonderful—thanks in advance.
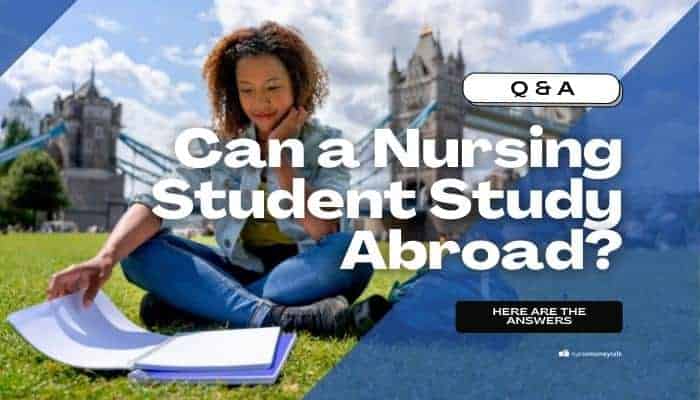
[0,124,176,189]
[0,100,438,212]
[0,97,574,239]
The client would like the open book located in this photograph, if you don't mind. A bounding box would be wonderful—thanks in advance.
[6,291,295,384]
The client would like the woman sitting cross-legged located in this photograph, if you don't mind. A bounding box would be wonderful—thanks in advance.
[45,21,391,337]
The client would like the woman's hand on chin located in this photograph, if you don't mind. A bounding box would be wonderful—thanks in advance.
[303,216,339,242]
[268,107,308,142]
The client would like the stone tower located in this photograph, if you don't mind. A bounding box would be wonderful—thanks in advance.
[387,26,468,239]
[44,67,121,170]
[389,25,467,205]
[354,28,586,240]
[42,67,125,230]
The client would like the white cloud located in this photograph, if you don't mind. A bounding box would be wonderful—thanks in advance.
[161,45,205,68]
[174,81,196,95]
[116,97,209,196]
[608,1,694,52]
[1,37,194,105]
[193,44,208,57]
[578,31,607,49]
[555,43,574,68]
[525,0,605,33]
[87,15,124,33]
[95,79,113,97]
[35,33,61,50]
[569,1,695,72]
[26,85,70,113]
[117,97,208,155]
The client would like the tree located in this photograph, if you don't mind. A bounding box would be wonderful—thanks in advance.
[3,150,70,228]
[3,119,32,148]
[0,119,32,174]
[0,175,32,228]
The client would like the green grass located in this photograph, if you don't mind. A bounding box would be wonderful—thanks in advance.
[0,233,414,399]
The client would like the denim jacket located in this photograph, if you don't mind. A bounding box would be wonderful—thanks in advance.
[129,118,351,273]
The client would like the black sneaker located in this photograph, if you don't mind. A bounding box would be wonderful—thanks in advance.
[278,295,351,337]
[139,292,209,329]
[348,295,393,336]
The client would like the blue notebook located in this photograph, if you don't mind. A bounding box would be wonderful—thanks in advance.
[128,332,296,385]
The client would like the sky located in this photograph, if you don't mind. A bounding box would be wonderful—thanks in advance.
[0,0,695,195]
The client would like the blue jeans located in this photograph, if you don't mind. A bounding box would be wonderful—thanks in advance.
[120,230,373,328]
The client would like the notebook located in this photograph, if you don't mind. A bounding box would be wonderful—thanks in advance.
[132,328,280,372]
[6,290,288,379]
[128,332,296,385]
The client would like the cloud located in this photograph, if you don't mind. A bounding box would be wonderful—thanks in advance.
[605,1,694,53]
[193,44,208,56]
[161,45,205,68]
[117,97,208,155]
[578,31,607,50]
[116,97,209,196]
[87,15,124,33]
[570,1,695,72]
[35,33,61,50]
[174,81,196,95]
[525,0,606,32]
[603,3,692,74]
[1,37,195,105]
[25,85,70,113]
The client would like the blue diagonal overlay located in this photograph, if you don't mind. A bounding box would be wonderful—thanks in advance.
[0,0,76,76]
[307,4,699,400]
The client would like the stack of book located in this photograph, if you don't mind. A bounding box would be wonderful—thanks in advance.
[7,291,295,385]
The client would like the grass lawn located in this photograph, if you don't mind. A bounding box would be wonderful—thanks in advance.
[0,233,414,399]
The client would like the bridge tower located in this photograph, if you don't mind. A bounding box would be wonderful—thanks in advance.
[41,67,125,230]
[388,26,468,239]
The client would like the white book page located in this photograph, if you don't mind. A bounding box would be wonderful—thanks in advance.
[6,290,168,370]
[133,327,280,371]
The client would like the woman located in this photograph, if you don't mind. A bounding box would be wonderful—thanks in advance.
[46,21,391,337]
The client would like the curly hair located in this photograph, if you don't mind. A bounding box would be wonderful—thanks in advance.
[202,21,329,140]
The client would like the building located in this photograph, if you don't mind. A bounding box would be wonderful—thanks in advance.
[41,67,125,230]
[388,25,467,202]
[1,91,41,143]
[358,26,584,240]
